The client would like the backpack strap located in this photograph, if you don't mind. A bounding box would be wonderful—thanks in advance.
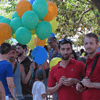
[88,54,100,78]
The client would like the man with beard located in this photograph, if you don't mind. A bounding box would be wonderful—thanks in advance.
[76,33,100,100]
[47,38,85,100]
[16,43,35,100]
[8,45,24,100]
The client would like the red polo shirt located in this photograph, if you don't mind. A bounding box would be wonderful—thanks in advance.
[48,59,85,100]
[82,52,100,100]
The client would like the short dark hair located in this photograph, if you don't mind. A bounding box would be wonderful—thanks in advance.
[58,39,72,49]
[0,43,11,54]
[36,69,46,81]
[16,43,27,50]
[84,33,98,43]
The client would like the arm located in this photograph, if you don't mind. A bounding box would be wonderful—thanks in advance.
[81,78,100,89]
[0,81,5,100]
[47,84,61,95]
[47,76,66,95]
[19,62,35,84]
[7,77,18,100]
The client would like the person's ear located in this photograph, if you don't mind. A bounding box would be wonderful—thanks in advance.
[97,42,99,49]
[58,49,60,53]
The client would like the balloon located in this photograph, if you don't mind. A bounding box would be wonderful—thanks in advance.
[29,0,35,5]
[16,0,32,18]
[99,36,100,41]
[50,57,61,69]
[34,37,46,47]
[49,33,55,37]
[32,0,48,19]
[15,27,31,45]
[36,21,52,40]
[22,11,38,30]
[0,23,12,39]
[0,18,11,26]
[0,16,4,22]
[32,46,47,65]
[50,19,58,32]
[27,35,35,50]
[12,11,19,19]
[43,2,58,22]
[10,17,23,33]
[30,28,36,35]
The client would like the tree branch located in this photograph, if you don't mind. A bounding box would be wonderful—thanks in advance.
[75,7,93,34]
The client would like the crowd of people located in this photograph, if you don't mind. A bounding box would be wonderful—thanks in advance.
[0,33,100,100]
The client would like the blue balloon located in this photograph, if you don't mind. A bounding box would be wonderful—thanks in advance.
[32,46,47,65]
[29,0,35,5]
[49,33,55,37]
[99,36,100,42]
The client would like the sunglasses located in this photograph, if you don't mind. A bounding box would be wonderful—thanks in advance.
[59,38,71,42]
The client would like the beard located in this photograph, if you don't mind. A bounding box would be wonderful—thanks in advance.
[61,54,71,60]
[17,52,23,57]
[9,57,15,62]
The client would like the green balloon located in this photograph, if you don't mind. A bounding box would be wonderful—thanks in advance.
[32,0,48,19]
[15,27,31,45]
[0,16,4,22]
[0,18,11,26]
[12,11,19,19]
[10,17,23,33]
[36,21,52,40]
[22,11,39,30]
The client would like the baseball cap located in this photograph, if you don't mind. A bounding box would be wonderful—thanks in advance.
[36,68,46,79]
[47,36,57,43]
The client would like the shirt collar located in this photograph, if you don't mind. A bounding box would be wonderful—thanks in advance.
[58,59,74,68]
[87,52,100,62]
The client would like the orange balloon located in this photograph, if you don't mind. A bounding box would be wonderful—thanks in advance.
[0,23,12,39]
[43,2,58,22]
[34,37,46,47]
[0,36,5,45]
[16,0,32,18]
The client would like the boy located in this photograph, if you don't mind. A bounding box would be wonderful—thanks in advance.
[32,68,46,100]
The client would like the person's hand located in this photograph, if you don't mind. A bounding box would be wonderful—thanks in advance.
[52,50,58,56]
[58,76,66,87]
[30,62,35,71]
[76,83,83,92]
[63,78,74,86]
[81,77,93,88]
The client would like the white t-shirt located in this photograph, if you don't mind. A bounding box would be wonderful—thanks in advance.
[32,81,46,100]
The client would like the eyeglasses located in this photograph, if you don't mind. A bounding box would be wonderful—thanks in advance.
[59,38,71,42]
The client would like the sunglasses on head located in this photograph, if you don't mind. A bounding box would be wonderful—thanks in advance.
[59,38,71,42]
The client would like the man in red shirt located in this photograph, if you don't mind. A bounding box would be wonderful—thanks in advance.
[47,38,85,100]
[76,33,100,100]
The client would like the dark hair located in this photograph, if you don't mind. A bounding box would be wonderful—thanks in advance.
[16,43,27,50]
[37,74,45,81]
[0,43,11,54]
[11,45,16,51]
[80,49,84,55]
[44,45,48,51]
[84,33,98,43]
[58,39,72,49]
[70,50,77,60]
